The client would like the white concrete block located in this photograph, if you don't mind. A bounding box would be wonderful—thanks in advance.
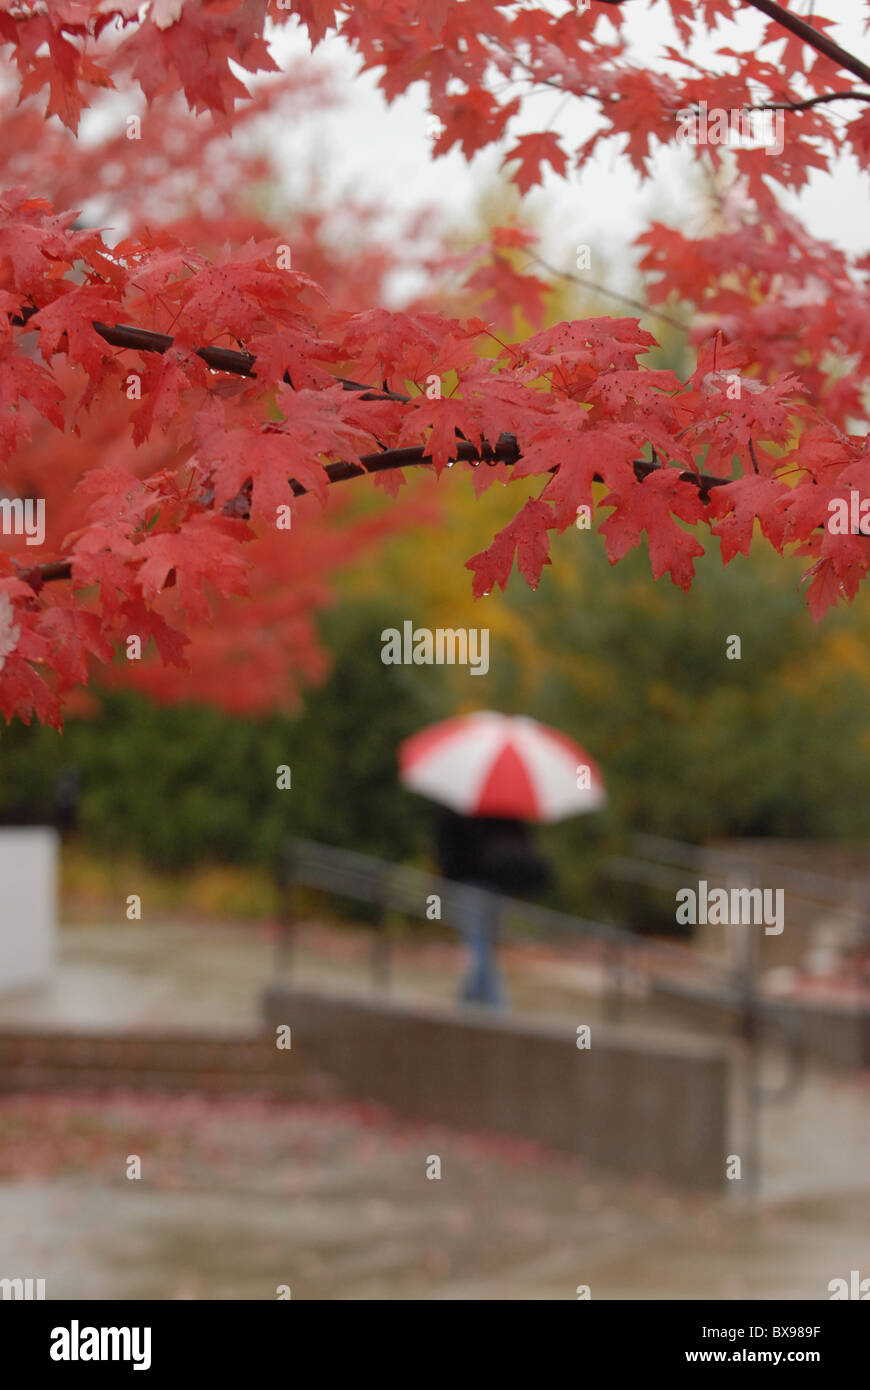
[0,827,59,991]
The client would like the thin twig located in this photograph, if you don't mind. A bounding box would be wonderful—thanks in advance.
[748,438,760,475]
[529,256,688,332]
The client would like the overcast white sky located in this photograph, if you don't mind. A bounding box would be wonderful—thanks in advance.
[263,0,869,299]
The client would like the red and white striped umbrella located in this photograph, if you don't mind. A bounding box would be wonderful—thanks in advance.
[398,711,606,823]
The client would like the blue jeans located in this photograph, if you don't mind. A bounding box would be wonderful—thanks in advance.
[458,884,507,1008]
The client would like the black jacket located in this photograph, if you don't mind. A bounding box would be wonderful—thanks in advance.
[434,808,552,896]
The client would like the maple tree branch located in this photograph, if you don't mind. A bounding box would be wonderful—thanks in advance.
[741,0,870,88]
[11,304,412,401]
[594,0,870,88]
[750,89,870,112]
[9,303,730,594]
[19,561,75,587]
[15,448,731,592]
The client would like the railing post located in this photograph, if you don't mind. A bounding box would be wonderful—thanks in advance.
[736,901,762,1203]
[370,869,391,994]
[275,840,297,979]
[604,940,626,1023]
[757,1005,806,1106]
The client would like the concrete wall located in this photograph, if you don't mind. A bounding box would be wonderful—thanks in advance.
[0,827,58,992]
[651,979,870,1070]
[263,985,731,1190]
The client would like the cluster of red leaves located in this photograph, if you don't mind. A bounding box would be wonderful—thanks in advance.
[0,0,290,133]
[0,185,453,725]
[2,1,870,728]
[0,33,448,726]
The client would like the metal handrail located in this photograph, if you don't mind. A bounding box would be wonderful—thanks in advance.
[278,835,737,989]
[630,833,870,910]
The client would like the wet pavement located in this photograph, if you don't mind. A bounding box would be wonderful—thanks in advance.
[0,1093,866,1300]
[0,919,867,1299]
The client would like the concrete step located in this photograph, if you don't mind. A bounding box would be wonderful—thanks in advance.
[0,1028,328,1098]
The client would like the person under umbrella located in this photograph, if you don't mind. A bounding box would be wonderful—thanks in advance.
[434,808,552,1005]
[399,711,607,1007]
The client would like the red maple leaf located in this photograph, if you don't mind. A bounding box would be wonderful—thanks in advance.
[38,606,114,692]
[466,497,554,597]
[137,514,251,623]
[129,350,205,447]
[503,132,569,194]
[119,596,190,668]
[599,470,706,590]
[536,420,642,530]
[397,395,479,475]
[707,473,790,564]
[31,284,122,375]
[433,90,520,159]
[465,253,548,332]
[0,351,65,457]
